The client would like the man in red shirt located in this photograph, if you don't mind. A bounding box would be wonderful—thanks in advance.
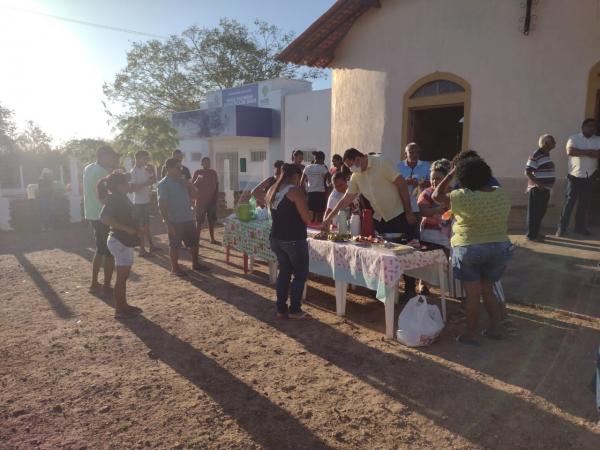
[192,157,219,244]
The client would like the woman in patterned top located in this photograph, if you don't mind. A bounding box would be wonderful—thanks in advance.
[433,157,512,346]
[418,159,452,251]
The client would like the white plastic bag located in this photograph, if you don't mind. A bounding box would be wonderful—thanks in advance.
[396,295,444,347]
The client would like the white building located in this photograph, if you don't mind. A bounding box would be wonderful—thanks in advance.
[172,79,331,195]
[279,0,600,225]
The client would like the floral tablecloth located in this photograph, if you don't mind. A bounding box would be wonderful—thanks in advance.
[308,239,447,301]
[223,216,276,263]
[223,216,447,302]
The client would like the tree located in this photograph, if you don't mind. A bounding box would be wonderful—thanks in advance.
[0,102,17,153]
[60,138,112,166]
[113,115,179,164]
[15,120,53,153]
[104,18,323,116]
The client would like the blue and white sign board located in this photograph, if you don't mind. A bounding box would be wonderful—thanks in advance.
[222,84,259,107]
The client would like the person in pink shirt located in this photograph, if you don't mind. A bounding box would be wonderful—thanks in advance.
[192,157,219,245]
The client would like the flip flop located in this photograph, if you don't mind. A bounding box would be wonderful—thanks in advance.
[481,329,506,340]
[171,271,188,278]
[115,310,138,319]
[287,312,312,321]
[456,334,481,347]
[89,283,103,294]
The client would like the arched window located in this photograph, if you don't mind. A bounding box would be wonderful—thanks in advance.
[402,73,471,161]
[410,80,465,99]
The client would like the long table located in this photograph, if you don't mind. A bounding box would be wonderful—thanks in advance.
[223,217,448,338]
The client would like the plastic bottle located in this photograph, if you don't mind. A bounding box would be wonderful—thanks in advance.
[350,212,361,236]
[337,209,348,234]
[361,209,374,237]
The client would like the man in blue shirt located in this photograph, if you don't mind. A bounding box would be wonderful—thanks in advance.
[397,143,431,210]
[397,143,431,237]
[158,158,208,275]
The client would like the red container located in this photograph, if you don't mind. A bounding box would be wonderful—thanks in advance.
[361,209,374,237]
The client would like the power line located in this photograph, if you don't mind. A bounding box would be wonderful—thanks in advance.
[1,5,168,39]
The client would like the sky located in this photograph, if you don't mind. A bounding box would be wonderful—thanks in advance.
[0,0,333,144]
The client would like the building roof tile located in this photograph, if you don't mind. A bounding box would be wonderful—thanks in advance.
[277,0,381,68]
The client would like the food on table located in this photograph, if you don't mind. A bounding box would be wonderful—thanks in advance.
[328,232,350,242]
[312,231,350,242]
[351,235,384,244]
[380,242,414,254]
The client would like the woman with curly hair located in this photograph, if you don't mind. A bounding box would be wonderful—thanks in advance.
[433,157,512,346]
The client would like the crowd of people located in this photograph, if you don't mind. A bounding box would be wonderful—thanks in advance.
[81,118,599,342]
[82,147,218,317]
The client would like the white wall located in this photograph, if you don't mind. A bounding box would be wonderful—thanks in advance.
[178,138,210,175]
[283,89,332,163]
[212,137,269,191]
[331,0,600,205]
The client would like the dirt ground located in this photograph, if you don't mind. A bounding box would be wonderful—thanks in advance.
[1,221,599,449]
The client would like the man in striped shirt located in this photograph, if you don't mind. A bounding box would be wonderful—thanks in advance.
[525,134,556,241]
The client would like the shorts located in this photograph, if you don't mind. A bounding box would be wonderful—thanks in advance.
[91,220,111,256]
[134,203,151,225]
[196,202,217,225]
[307,191,327,213]
[452,241,514,282]
[107,235,134,267]
[168,221,199,249]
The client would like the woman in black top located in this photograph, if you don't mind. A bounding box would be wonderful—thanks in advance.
[267,164,312,320]
[98,171,142,318]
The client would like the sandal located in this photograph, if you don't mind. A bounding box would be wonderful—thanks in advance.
[481,328,506,340]
[456,334,481,347]
[287,312,312,321]
[115,310,138,319]
[171,271,188,278]
[89,283,102,294]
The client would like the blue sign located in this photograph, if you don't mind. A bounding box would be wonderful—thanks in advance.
[222,84,258,107]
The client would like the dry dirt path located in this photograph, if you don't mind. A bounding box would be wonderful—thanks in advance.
[0,223,599,449]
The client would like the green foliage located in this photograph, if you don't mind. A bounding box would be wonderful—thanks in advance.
[0,102,17,153]
[104,18,324,116]
[59,138,112,166]
[113,115,179,165]
[15,120,53,154]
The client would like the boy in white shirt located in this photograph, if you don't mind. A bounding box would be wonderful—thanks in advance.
[301,151,331,222]
[129,150,158,256]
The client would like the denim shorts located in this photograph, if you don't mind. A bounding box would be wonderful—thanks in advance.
[107,235,134,267]
[452,241,514,282]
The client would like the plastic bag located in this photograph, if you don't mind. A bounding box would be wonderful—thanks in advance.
[255,207,269,221]
[396,295,444,347]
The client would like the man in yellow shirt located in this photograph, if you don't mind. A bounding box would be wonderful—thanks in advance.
[323,148,415,232]
[323,148,417,295]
